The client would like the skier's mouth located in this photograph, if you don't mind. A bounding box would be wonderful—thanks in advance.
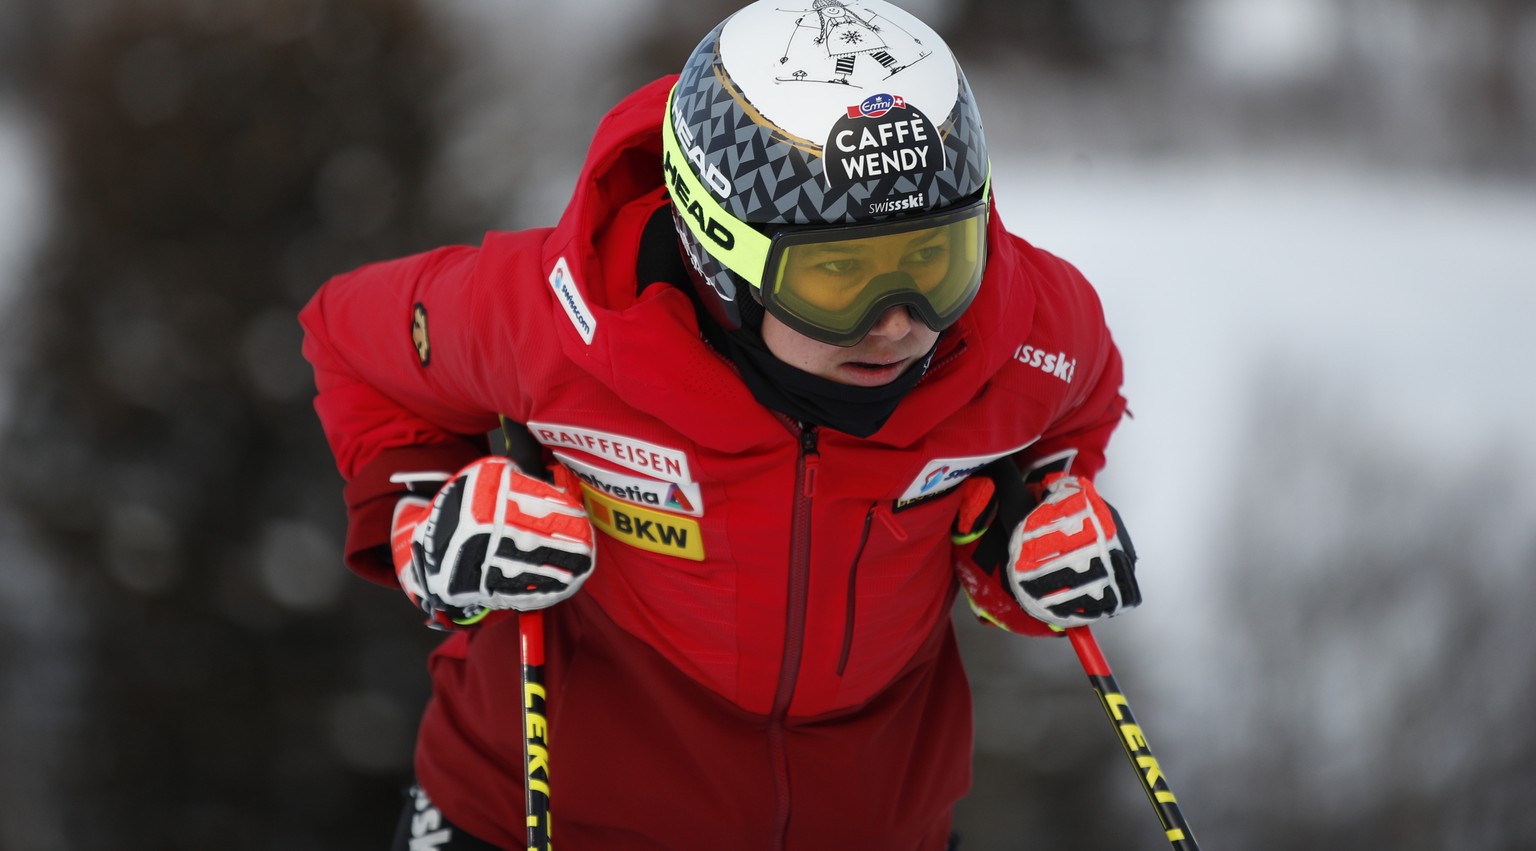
[837,358,908,386]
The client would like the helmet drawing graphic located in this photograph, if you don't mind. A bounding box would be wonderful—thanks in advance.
[662,0,992,345]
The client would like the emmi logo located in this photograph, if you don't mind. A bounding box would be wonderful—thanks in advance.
[580,485,705,561]
[1014,344,1076,383]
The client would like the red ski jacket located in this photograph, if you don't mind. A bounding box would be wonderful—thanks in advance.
[301,76,1126,850]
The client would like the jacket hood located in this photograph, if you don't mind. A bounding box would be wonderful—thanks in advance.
[534,76,1036,452]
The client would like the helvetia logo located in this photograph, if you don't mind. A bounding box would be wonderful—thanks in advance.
[554,451,704,517]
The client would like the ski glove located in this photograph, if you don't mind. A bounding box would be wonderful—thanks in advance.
[389,456,595,630]
[954,462,1140,632]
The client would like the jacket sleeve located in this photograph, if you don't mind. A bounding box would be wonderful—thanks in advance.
[299,244,510,586]
[1015,252,1128,483]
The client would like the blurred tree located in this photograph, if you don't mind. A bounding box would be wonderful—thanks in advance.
[1204,368,1536,850]
[1331,0,1536,173]
[0,0,50,93]
[1418,0,1535,172]
[0,1,469,848]
[941,0,1189,69]
[619,0,743,80]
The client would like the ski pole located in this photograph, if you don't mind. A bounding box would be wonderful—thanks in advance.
[497,417,559,848]
[1066,626,1199,850]
[521,609,553,850]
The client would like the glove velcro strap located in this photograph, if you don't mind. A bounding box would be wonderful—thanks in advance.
[390,496,433,600]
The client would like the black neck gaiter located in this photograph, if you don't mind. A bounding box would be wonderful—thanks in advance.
[698,318,933,438]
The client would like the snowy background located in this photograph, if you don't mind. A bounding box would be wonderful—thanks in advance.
[1,1,1533,849]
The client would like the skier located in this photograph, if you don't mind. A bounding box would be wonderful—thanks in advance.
[300,1,1141,848]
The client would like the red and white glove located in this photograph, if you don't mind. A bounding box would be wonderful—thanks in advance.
[955,464,1140,632]
[1007,473,1140,627]
[389,457,595,629]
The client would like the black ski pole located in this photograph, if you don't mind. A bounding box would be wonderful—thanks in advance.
[1066,626,1199,850]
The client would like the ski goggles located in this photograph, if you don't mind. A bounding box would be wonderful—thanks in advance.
[760,199,989,346]
[663,97,990,347]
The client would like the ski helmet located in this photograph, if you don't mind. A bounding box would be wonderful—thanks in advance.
[662,0,992,347]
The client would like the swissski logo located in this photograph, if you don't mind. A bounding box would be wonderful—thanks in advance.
[895,441,1039,511]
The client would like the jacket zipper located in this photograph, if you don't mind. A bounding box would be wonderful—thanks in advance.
[920,337,968,383]
[834,503,909,677]
[769,422,818,850]
[835,509,875,677]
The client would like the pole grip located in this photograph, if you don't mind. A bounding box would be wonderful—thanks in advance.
[1067,627,1200,850]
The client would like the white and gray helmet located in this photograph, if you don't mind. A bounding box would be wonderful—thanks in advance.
[663,0,992,339]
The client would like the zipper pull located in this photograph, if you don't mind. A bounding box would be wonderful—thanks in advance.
[800,425,820,498]
[874,502,909,542]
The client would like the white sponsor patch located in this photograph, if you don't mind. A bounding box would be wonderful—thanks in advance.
[895,441,1038,510]
[549,256,596,344]
[555,452,704,517]
[529,421,693,484]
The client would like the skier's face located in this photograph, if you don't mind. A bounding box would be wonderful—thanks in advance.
[761,304,939,388]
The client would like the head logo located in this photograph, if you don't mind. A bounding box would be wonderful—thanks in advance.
[848,93,906,119]
[411,303,430,366]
